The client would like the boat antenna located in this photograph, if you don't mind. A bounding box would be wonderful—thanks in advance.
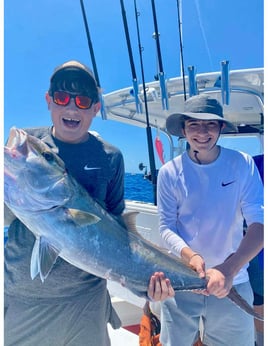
[150,0,169,110]
[119,0,142,114]
[176,0,187,101]
[79,0,107,119]
[134,0,157,205]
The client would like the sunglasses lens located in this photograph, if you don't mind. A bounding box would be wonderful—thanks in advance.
[53,91,70,106]
[53,91,93,109]
[75,95,92,109]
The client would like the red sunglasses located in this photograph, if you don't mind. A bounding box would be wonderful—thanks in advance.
[52,91,93,109]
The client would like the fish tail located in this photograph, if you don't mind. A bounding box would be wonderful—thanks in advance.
[227,287,263,321]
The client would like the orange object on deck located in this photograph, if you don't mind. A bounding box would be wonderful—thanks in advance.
[139,313,162,346]
[139,301,162,346]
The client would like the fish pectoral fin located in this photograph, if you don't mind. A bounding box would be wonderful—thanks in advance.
[30,237,60,282]
[67,208,101,227]
[30,237,41,280]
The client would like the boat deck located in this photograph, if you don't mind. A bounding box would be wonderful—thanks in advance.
[108,324,139,345]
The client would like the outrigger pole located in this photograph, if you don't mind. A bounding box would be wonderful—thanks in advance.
[150,0,169,110]
[133,0,157,205]
[119,0,143,114]
[80,0,107,119]
[176,0,187,101]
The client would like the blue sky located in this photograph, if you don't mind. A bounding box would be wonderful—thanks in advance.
[4,0,264,172]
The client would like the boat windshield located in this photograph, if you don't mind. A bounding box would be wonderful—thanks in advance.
[218,134,263,157]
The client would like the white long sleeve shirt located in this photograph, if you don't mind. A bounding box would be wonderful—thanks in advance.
[157,147,263,285]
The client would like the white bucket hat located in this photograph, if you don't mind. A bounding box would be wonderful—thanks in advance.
[166,94,238,137]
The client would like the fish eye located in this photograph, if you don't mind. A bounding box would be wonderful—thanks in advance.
[42,151,54,162]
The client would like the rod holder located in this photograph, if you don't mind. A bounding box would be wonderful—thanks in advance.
[188,66,197,97]
[221,60,230,105]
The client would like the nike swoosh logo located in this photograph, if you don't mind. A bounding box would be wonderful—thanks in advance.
[84,165,101,171]
[221,181,235,187]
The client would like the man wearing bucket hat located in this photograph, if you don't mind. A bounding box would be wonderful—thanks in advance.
[157,94,264,345]
[4,60,174,346]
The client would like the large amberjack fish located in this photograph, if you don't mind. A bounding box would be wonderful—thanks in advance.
[4,128,263,321]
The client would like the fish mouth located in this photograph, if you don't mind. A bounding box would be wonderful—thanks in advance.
[4,145,27,178]
[5,127,28,153]
[4,165,17,182]
[62,117,81,128]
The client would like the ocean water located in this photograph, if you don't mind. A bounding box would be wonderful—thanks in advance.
[124,173,154,203]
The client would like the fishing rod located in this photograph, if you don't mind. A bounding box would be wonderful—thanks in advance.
[119,0,142,114]
[176,0,187,101]
[150,0,169,110]
[134,0,157,205]
[80,0,107,119]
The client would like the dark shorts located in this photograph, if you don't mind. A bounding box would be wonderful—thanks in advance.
[247,253,264,304]
[253,292,264,306]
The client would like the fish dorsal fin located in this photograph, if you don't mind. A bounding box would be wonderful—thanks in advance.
[122,211,193,263]
[122,211,139,233]
[30,237,60,282]
[67,208,101,227]
[122,211,184,263]
[122,211,170,250]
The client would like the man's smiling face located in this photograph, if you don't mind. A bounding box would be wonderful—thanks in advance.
[46,92,100,144]
[46,65,100,144]
[183,119,223,153]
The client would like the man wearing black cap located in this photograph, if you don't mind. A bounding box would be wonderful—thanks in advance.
[157,94,264,345]
[4,60,174,346]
